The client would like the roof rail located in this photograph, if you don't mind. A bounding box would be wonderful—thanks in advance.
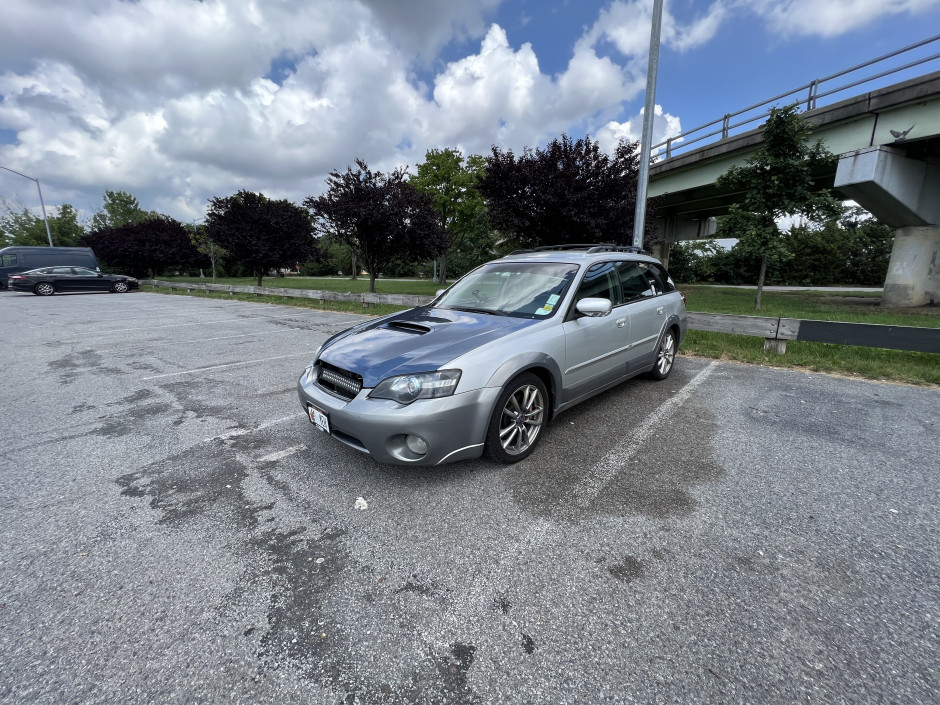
[583,245,650,255]
[508,243,651,255]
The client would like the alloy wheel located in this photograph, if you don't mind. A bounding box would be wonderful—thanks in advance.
[498,383,545,456]
[656,331,675,376]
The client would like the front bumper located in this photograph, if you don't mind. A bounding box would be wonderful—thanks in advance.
[297,369,500,466]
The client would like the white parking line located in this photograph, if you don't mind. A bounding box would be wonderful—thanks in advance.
[257,445,307,462]
[67,310,365,336]
[569,361,718,508]
[70,317,273,335]
[204,414,301,442]
[142,352,316,380]
[455,362,720,617]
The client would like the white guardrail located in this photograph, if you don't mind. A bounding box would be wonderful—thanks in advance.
[143,280,940,355]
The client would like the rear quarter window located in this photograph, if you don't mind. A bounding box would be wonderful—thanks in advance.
[651,263,676,293]
[616,261,657,301]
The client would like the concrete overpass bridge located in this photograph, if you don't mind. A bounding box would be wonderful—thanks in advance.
[648,37,940,307]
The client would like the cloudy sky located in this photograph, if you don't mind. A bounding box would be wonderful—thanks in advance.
[1,0,939,225]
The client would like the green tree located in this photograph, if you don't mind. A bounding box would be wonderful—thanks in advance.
[410,148,488,285]
[477,134,656,249]
[306,160,443,293]
[1,198,84,246]
[778,219,851,286]
[666,239,727,283]
[90,190,157,230]
[206,190,317,287]
[715,105,842,310]
[840,207,894,285]
[188,223,228,283]
[80,217,204,277]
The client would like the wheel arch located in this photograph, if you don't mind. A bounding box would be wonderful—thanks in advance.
[659,315,683,349]
[485,353,561,420]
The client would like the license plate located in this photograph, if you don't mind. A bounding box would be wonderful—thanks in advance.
[307,404,330,434]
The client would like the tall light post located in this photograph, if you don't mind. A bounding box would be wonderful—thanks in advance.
[632,0,665,249]
[0,165,55,246]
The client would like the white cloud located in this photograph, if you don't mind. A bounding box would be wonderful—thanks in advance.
[581,1,729,59]
[359,0,504,59]
[746,0,940,38]
[428,25,632,153]
[1,0,938,223]
[595,105,683,155]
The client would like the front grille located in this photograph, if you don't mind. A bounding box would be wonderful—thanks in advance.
[317,362,363,400]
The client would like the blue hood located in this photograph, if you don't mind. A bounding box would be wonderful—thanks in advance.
[319,307,538,387]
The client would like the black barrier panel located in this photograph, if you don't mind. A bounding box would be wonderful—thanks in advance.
[797,320,940,353]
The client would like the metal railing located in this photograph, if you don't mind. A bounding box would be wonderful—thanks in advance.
[653,34,940,161]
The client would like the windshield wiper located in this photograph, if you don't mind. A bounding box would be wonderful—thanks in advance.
[447,306,508,316]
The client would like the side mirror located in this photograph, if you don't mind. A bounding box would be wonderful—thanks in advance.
[435,289,445,298]
[576,297,612,317]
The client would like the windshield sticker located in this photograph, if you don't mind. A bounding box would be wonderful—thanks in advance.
[535,306,553,316]
[547,294,560,305]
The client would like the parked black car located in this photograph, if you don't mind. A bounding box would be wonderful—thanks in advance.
[8,267,139,295]
[0,246,98,288]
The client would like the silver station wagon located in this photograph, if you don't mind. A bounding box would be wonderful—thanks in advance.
[298,244,687,465]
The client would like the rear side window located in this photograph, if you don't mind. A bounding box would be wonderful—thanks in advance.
[1,254,17,266]
[650,263,676,293]
[616,261,658,301]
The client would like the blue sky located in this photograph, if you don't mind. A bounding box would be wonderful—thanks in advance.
[1,0,939,223]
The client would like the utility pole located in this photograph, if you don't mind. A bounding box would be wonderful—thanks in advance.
[0,165,55,246]
[632,0,664,249]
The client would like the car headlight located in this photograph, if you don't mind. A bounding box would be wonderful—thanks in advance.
[369,370,461,404]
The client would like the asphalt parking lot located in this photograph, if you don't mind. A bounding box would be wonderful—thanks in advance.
[1,290,937,704]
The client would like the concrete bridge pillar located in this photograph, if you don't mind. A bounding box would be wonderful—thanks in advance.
[835,147,940,307]
[882,226,940,307]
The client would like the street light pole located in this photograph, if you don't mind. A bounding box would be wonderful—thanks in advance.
[0,165,55,246]
[632,0,664,249]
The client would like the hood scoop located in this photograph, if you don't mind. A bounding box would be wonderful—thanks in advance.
[384,320,433,335]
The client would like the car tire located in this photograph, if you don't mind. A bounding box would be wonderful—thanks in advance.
[649,327,677,380]
[34,282,55,296]
[111,281,129,293]
[484,372,547,464]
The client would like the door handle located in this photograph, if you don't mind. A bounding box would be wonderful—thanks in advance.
[616,317,627,328]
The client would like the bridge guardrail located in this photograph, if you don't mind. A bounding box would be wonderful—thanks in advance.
[653,33,940,161]
[144,280,939,355]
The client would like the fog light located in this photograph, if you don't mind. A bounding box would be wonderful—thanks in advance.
[405,434,428,456]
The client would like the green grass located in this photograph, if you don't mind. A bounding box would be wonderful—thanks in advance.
[679,285,939,386]
[148,278,939,386]
[681,285,939,327]
[681,330,939,386]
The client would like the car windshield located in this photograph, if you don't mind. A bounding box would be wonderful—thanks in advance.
[436,261,579,319]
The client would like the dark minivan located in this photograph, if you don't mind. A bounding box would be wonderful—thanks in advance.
[0,246,99,289]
